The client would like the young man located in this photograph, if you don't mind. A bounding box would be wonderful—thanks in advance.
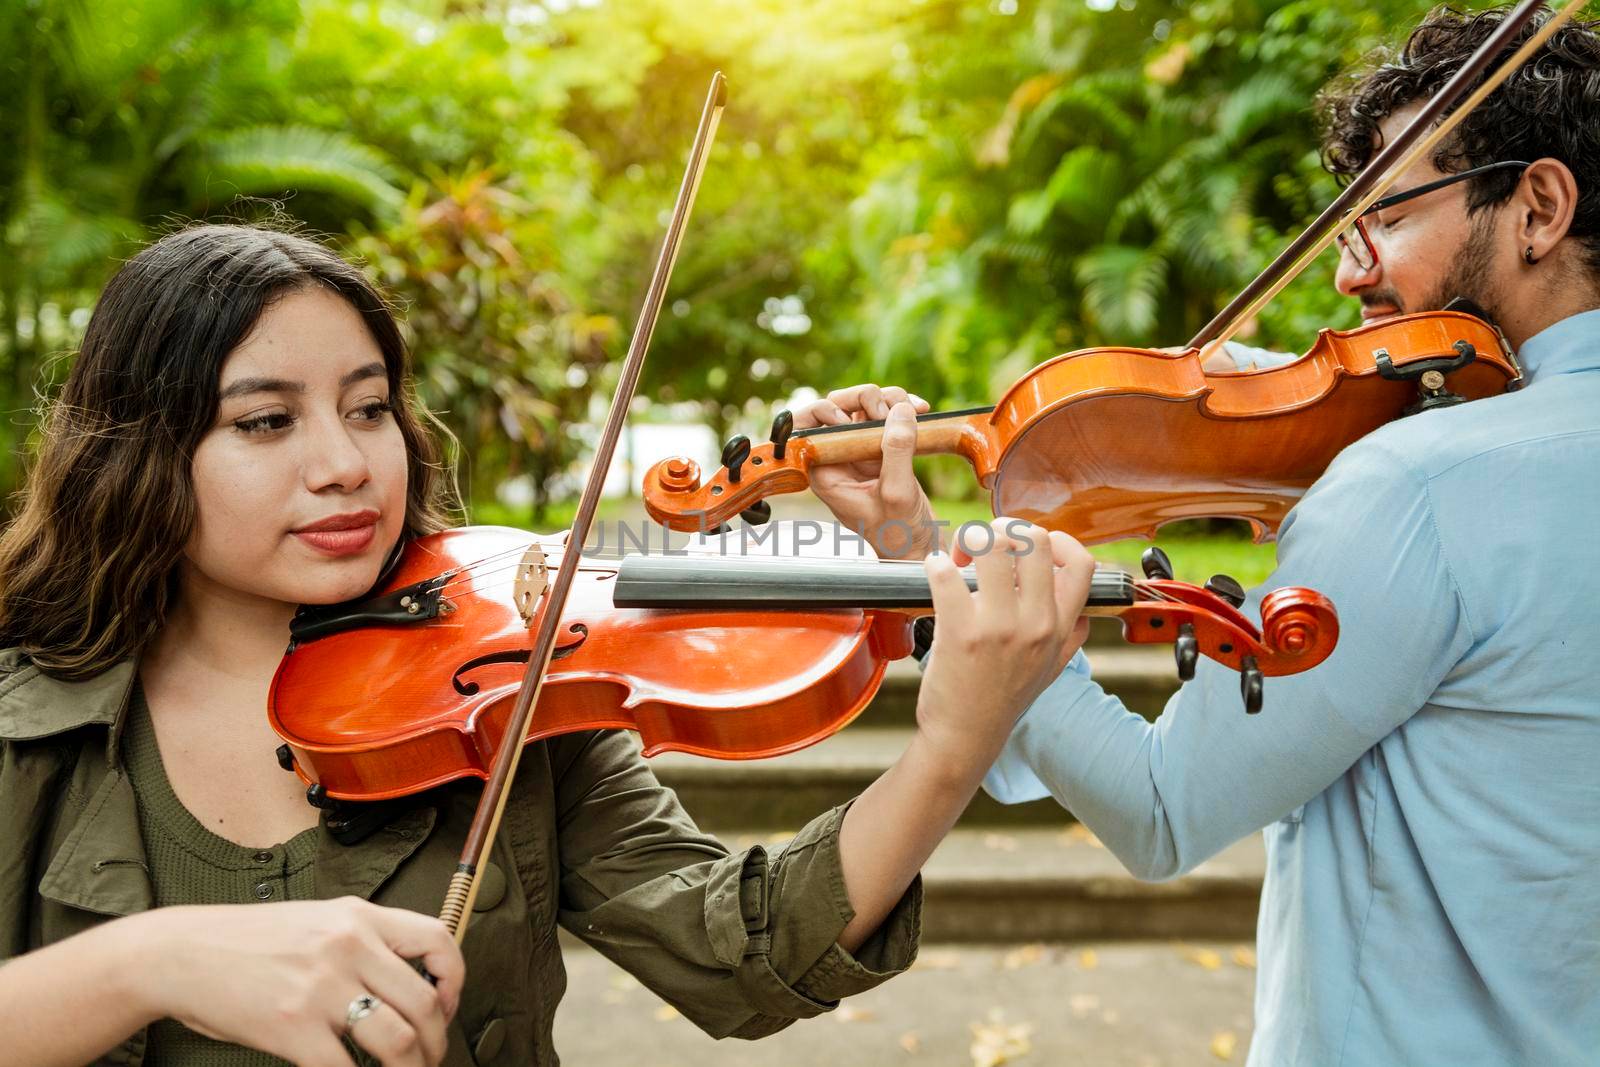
[796,7,1600,1064]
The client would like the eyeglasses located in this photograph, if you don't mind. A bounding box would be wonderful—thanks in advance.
[1334,160,1532,272]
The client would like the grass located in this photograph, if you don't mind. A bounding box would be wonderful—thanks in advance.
[923,498,1278,587]
[468,496,1280,589]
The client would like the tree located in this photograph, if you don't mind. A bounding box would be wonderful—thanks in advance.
[836,0,1440,415]
[0,0,405,498]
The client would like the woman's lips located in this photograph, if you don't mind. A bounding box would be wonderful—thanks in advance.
[291,510,381,557]
[294,524,377,556]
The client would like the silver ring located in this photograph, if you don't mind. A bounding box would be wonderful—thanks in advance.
[345,993,382,1032]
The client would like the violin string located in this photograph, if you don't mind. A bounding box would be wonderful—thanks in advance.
[425,543,1198,608]
[424,544,542,586]
[438,549,1110,593]
[423,540,1201,609]
[434,549,902,598]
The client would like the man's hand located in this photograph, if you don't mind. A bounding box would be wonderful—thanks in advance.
[790,383,939,560]
[913,520,1094,775]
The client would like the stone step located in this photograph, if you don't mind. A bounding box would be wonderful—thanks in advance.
[860,640,1179,726]
[656,724,1117,830]
[652,725,1035,829]
[718,826,1263,942]
[554,936,1259,1066]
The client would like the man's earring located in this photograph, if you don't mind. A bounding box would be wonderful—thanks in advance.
[1524,245,1537,264]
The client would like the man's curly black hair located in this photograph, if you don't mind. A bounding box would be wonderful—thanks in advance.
[1319,5,1600,274]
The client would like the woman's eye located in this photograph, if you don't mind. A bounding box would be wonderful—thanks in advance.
[233,412,295,434]
[353,399,393,422]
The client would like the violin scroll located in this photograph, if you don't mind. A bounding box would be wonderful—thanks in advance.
[1116,564,1338,713]
[644,447,811,532]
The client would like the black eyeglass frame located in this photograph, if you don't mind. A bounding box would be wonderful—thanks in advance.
[1335,160,1533,271]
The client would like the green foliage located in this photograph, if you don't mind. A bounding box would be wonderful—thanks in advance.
[1,0,1459,524]
[349,169,615,521]
[835,0,1440,416]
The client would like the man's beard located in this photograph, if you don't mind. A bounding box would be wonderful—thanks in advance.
[1363,211,1507,324]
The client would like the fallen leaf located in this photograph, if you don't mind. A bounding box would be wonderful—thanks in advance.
[1060,824,1105,849]
[1078,949,1100,970]
[912,950,963,971]
[1101,1009,1121,1025]
[1231,946,1257,969]
[1178,944,1223,971]
[970,1009,1034,1067]
[1001,943,1047,970]
[899,1031,922,1054]
[1211,1030,1239,1060]
[836,1004,877,1024]
[654,1004,680,1022]
[766,830,797,846]
[609,973,641,991]
[983,832,1020,852]
[1069,993,1101,1017]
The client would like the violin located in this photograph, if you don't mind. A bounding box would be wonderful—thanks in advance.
[640,309,1522,544]
[268,525,1339,805]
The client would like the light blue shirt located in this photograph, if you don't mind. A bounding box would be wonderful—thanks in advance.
[982,310,1600,1065]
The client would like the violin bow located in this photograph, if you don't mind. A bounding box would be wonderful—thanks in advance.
[1189,0,1588,354]
[437,72,728,940]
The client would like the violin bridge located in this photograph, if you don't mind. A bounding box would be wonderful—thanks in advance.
[513,542,550,626]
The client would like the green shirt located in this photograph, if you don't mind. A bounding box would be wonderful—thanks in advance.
[0,652,921,1066]
[122,684,319,1065]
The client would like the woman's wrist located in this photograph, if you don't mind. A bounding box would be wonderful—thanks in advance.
[901,721,1002,795]
[105,907,186,1025]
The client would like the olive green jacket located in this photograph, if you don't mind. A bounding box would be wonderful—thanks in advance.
[0,651,921,1066]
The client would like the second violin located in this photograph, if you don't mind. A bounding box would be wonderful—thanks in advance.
[641,310,1520,544]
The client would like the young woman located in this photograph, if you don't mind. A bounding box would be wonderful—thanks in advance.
[0,223,1095,1067]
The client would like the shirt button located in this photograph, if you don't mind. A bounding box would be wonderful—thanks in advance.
[473,1018,506,1061]
[253,850,273,864]
[255,883,274,900]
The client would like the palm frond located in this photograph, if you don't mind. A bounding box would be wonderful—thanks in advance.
[1075,243,1168,341]
[1216,71,1305,148]
[200,125,405,217]
[1014,81,1137,161]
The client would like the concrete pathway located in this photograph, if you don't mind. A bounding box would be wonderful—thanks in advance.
[554,939,1258,1066]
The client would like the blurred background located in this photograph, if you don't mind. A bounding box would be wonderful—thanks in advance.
[2,0,1441,536]
[4,1,1453,1061]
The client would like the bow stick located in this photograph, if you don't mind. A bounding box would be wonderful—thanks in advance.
[1190,0,1587,354]
[437,72,728,939]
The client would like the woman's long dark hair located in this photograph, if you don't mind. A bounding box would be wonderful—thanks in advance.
[0,223,458,679]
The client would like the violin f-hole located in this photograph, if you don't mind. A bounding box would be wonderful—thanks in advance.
[451,624,590,696]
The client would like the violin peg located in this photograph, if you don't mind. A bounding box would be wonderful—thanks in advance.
[1205,574,1246,608]
[305,783,336,810]
[276,744,296,773]
[1140,546,1174,582]
[769,410,794,460]
[721,435,752,484]
[1240,655,1264,714]
[740,500,772,526]
[1174,622,1198,682]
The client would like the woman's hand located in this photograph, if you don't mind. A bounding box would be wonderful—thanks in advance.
[835,517,1094,951]
[914,518,1095,777]
[790,383,938,560]
[142,897,465,1067]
